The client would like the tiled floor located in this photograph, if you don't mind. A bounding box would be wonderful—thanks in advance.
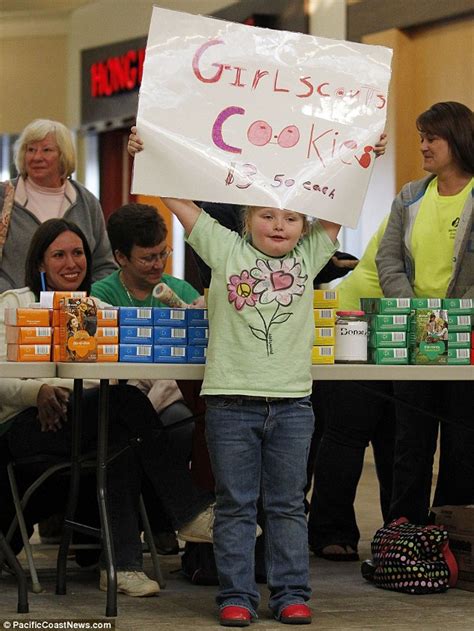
[1,458,473,630]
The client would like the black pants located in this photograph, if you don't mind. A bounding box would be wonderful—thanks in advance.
[308,381,395,550]
[388,380,474,524]
[5,385,213,569]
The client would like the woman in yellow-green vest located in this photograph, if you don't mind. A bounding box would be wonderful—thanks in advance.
[308,217,396,561]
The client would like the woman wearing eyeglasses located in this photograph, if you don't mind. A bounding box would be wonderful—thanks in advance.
[91,202,209,556]
[0,119,116,292]
[0,217,215,596]
[91,203,200,308]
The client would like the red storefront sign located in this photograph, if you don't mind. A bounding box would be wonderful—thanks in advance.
[90,48,146,98]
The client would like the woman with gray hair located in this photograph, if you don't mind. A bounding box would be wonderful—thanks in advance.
[0,118,116,291]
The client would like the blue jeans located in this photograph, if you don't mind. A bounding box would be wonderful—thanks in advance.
[205,395,314,618]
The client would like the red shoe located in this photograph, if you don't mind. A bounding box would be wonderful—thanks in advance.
[219,605,252,627]
[279,604,312,624]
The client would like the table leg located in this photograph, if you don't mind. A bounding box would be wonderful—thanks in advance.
[0,529,29,613]
[97,379,117,617]
[56,378,83,595]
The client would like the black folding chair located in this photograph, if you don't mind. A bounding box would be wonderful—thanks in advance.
[1,450,164,594]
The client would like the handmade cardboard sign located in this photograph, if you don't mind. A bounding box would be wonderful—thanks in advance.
[132,7,392,227]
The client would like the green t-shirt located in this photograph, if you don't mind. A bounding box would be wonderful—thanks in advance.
[412,177,473,298]
[187,211,337,398]
[90,270,199,307]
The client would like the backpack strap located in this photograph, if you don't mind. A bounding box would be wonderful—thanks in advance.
[391,516,409,526]
[441,540,459,588]
[0,181,15,263]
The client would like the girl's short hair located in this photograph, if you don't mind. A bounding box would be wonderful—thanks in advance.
[25,218,92,298]
[416,102,474,174]
[241,205,310,240]
[14,119,77,180]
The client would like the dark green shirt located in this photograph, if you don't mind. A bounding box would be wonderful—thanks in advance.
[90,270,199,307]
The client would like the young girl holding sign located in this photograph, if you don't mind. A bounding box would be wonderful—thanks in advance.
[128,128,386,626]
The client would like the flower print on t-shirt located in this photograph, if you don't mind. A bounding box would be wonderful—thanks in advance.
[227,257,308,356]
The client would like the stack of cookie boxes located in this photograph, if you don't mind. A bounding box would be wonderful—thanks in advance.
[472,312,474,365]
[361,298,411,365]
[360,297,472,365]
[118,307,208,363]
[5,292,120,362]
[443,298,472,365]
[312,290,338,364]
[406,298,472,365]
[50,293,119,362]
[5,305,52,361]
[472,320,474,365]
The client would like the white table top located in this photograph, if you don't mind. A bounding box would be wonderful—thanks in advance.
[56,362,205,380]
[0,361,56,378]
[1,360,471,381]
[55,362,474,381]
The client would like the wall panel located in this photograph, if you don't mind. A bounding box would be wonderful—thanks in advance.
[0,36,67,133]
[364,16,473,193]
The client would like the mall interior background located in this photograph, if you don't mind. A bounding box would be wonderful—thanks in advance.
[0,0,472,283]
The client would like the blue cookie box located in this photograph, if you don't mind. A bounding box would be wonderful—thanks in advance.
[119,344,153,363]
[119,326,153,344]
[153,345,187,363]
[153,308,187,327]
[187,346,207,364]
[188,326,209,346]
[119,307,153,326]
[186,309,209,326]
[153,326,187,345]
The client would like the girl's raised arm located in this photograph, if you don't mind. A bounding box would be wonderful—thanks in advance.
[127,127,201,234]
[318,219,340,243]
[162,197,201,235]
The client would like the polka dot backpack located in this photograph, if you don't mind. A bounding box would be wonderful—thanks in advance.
[365,517,458,594]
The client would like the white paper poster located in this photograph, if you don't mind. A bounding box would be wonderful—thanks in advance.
[132,7,392,228]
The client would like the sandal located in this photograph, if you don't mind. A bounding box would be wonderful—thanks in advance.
[313,543,360,562]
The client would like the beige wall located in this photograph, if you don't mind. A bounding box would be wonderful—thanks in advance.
[67,0,239,128]
[365,17,474,192]
[1,3,471,256]
[308,0,345,39]
[68,0,237,128]
[0,35,68,133]
[0,0,237,134]
[67,1,157,130]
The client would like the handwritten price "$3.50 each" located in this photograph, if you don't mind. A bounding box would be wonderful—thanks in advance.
[225,162,336,199]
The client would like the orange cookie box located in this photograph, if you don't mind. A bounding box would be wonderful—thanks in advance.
[58,297,97,362]
[4,307,51,327]
[7,344,51,362]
